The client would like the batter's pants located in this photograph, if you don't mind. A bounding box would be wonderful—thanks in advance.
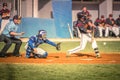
[68,33,98,54]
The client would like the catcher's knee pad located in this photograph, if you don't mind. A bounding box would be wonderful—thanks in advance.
[37,52,48,58]
[43,52,48,58]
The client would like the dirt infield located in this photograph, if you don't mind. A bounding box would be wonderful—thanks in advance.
[0,53,120,64]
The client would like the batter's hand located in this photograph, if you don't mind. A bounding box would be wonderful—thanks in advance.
[91,37,94,42]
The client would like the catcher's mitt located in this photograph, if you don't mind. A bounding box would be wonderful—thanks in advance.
[56,42,61,51]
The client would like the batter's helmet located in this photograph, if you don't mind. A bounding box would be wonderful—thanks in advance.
[77,12,84,19]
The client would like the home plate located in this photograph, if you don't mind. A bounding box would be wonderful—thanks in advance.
[46,60,54,62]
[109,60,116,63]
[80,59,93,60]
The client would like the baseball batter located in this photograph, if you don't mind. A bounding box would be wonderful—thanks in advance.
[67,14,100,58]
[25,30,61,58]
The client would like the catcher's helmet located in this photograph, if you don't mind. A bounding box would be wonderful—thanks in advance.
[38,30,47,38]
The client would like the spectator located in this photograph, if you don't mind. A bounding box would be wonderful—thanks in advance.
[94,17,100,38]
[77,6,89,21]
[0,3,10,35]
[98,15,106,38]
[81,6,89,18]
[116,15,120,30]
[105,14,119,38]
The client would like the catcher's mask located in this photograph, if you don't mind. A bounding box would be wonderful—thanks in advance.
[38,30,47,39]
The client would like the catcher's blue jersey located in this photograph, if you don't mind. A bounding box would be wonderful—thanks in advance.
[27,35,57,49]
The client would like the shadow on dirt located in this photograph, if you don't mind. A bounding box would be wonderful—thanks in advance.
[74,53,95,58]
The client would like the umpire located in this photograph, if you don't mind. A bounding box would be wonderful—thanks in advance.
[0,15,24,57]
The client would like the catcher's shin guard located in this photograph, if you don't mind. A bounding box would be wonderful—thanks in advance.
[37,52,48,58]
[26,52,31,58]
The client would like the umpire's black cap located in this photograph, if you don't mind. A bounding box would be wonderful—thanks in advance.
[13,15,22,20]
[3,3,7,7]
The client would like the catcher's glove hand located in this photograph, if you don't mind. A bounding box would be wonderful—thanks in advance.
[56,42,61,51]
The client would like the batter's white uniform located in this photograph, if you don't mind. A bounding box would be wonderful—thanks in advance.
[68,18,100,57]
[68,33,98,54]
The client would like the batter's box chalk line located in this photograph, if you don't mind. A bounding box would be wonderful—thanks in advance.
[80,58,94,61]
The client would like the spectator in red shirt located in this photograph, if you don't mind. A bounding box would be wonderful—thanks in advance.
[0,3,10,35]
[98,15,106,38]
[105,14,119,38]
[77,6,89,21]
[116,15,120,30]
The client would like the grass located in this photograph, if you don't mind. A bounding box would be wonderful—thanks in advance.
[0,41,120,54]
[0,63,120,80]
[0,41,120,80]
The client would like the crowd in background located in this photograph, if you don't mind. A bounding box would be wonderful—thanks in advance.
[73,6,120,38]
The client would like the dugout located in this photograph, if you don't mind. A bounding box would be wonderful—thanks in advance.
[0,0,120,38]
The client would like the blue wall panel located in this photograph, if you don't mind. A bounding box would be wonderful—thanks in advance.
[52,0,72,38]
[0,0,72,38]
[20,18,57,38]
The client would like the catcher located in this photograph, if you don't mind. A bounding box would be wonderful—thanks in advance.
[25,30,61,58]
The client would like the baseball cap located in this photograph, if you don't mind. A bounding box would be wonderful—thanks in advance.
[3,3,7,7]
[13,15,22,20]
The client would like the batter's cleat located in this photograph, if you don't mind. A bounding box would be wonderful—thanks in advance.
[56,42,61,51]
[96,53,101,58]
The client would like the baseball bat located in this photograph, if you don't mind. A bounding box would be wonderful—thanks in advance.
[67,23,73,39]
[91,27,95,42]
[76,27,81,38]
